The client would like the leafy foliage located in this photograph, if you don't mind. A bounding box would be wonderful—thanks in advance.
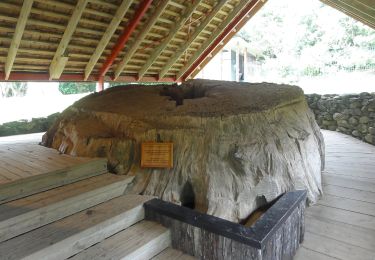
[238,0,375,82]
[58,82,96,95]
[0,82,28,97]
[0,113,60,137]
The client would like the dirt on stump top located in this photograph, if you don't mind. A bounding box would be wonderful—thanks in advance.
[73,79,304,118]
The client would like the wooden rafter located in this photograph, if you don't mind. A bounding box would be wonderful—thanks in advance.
[177,0,261,80]
[84,0,133,80]
[136,0,201,80]
[0,0,272,82]
[49,0,88,80]
[158,0,228,79]
[113,0,170,80]
[0,72,176,83]
[4,0,33,80]
[189,0,268,79]
[321,0,375,29]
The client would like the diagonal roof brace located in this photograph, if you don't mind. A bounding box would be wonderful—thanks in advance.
[96,0,153,90]
[134,0,202,80]
[113,0,170,80]
[158,0,228,79]
[49,0,88,80]
[177,0,260,81]
[4,0,34,80]
[84,0,134,81]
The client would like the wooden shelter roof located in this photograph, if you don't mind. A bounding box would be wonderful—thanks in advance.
[0,0,372,84]
[0,0,266,83]
[320,0,375,30]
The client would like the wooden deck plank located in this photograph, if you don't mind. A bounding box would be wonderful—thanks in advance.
[294,247,340,260]
[307,204,375,230]
[0,195,152,260]
[305,215,375,252]
[0,133,107,200]
[301,232,374,260]
[298,130,375,260]
[323,173,375,192]
[323,185,375,204]
[318,194,375,216]
[71,220,170,260]
[0,174,134,242]
[152,247,197,260]
[0,158,107,204]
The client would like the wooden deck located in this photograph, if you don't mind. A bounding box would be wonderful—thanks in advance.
[0,133,107,203]
[295,130,375,260]
[0,133,96,185]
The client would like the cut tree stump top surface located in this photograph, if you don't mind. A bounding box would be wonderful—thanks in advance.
[0,133,101,186]
[72,80,305,118]
[295,130,375,260]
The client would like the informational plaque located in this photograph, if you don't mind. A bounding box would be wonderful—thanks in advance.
[141,142,173,168]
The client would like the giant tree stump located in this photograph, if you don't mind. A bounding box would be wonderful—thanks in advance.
[43,79,324,222]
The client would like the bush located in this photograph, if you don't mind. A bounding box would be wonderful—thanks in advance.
[0,113,60,137]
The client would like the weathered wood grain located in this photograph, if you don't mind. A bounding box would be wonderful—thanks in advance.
[152,248,196,260]
[0,157,107,204]
[297,130,375,259]
[71,220,171,260]
[0,174,133,242]
[0,195,152,260]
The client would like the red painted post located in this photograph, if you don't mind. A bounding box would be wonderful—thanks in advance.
[98,0,153,81]
[97,76,104,92]
[180,0,259,81]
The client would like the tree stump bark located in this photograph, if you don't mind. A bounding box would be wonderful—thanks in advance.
[43,79,324,222]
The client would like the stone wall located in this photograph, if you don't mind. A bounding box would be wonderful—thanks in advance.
[306,93,375,145]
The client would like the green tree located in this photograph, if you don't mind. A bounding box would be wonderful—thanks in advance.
[58,82,96,95]
[0,82,27,97]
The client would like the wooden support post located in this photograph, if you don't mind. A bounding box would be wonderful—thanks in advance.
[97,77,104,92]
[4,0,33,80]
[49,0,88,80]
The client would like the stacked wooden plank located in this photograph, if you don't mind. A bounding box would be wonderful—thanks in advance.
[0,134,193,259]
[0,138,108,203]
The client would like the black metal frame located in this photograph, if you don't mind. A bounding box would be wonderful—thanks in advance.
[144,190,307,249]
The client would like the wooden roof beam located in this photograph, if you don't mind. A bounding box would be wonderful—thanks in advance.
[113,0,170,80]
[321,0,375,29]
[49,0,88,80]
[157,0,228,79]
[135,0,201,80]
[84,0,134,80]
[178,0,264,81]
[0,71,176,83]
[4,0,33,80]
[96,0,153,90]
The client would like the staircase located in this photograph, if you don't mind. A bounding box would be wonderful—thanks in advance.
[0,168,194,259]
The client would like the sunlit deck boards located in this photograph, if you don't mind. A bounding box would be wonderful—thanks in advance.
[295,130,375,260]
[0,133,107,203]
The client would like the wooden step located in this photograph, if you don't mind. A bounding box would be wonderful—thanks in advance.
[152,248,196,260]
[0,174,133,243]
[71,220,171,260]
[0,158,108,204]
[0,195,152,260]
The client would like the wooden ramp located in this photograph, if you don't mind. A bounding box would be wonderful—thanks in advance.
[295,130,375,260]
[0,133,107,203]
